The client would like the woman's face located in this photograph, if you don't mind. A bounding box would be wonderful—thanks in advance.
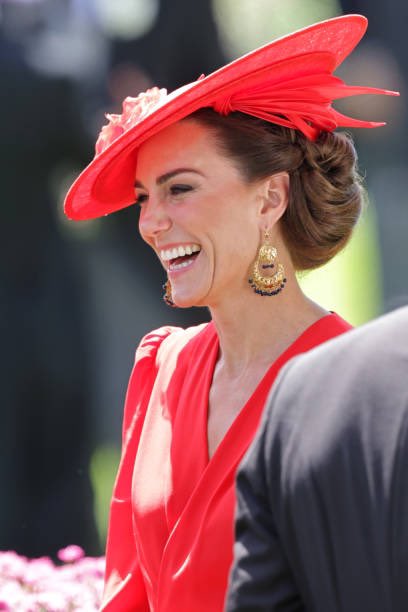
[135,119,265,308]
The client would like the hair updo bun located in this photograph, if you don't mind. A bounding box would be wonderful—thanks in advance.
[282,129,363,270]
[188,108,363,271]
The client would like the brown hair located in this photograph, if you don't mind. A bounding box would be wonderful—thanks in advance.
[186,108,364,271]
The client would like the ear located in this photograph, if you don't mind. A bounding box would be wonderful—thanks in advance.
[257,172,289,226]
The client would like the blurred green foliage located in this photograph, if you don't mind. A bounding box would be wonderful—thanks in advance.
[299,202,383,326]
[212,0,342,57]
[90,445,121,547]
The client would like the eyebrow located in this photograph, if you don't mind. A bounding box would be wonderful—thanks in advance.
[134,168,204,189]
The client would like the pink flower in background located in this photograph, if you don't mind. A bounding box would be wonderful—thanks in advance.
[95,87,168,155]
[0,551,27,582]
[23,556,54,587]
[57,545,85,563]
[0,548,105,611]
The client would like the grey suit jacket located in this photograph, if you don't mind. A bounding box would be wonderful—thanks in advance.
[226,306,408,612]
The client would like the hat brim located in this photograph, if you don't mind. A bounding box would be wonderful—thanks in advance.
[65,14,368,221]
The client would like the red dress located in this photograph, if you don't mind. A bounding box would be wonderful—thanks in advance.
[101,314,352,611]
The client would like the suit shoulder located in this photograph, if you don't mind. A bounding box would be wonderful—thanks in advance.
[281,306,408,392]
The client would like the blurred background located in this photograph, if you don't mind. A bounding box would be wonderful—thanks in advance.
[1,0,407,558]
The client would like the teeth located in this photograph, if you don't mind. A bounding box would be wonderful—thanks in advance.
[160,244,201,261]
[169,258,196,271]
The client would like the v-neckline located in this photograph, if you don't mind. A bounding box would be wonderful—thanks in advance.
[159,312,350,582]
[203,313,335,465]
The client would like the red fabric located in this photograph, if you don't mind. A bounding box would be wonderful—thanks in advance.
[101,314,352,611]
[211,51,393,140]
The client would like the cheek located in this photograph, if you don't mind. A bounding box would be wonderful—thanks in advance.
[226,239,255,269]
[212,227,258,275]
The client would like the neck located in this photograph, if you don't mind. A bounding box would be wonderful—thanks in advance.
[209,277,327,377]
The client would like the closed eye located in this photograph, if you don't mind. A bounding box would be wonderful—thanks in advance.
[135,193,148,206]
[170,184,193,195]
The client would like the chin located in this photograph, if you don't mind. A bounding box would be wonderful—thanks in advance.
[172,295,203,309]
[171,288,209,309]
[169,275,209,306]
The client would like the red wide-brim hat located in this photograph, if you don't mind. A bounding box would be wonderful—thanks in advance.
[64,14,398,221]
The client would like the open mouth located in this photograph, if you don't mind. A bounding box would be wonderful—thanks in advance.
[160,244,201,271]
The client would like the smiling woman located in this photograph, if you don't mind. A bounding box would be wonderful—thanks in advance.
[63,14,398,612]
[134,120,271,309]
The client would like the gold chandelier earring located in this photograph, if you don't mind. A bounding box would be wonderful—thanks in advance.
[248,230,287,296]
[162,278,176,307]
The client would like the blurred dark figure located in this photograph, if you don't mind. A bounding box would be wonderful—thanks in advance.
[0,28,100,556]
[339,0,408,310]
[341,0,407,75]
[0,0,226,557]
[110,0,226,89]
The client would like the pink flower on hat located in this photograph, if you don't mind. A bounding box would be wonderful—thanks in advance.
[95,87,168,155]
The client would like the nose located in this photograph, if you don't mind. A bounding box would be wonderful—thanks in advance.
[138,197,172,241]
